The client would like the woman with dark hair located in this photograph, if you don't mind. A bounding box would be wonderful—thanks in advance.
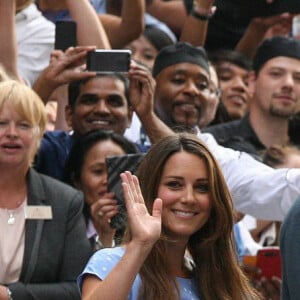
[79,133,259,300]
[64,129,138,250]
[208,49,252,121]
[126,25,174,71]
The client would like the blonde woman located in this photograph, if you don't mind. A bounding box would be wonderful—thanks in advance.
[0,80,91,300]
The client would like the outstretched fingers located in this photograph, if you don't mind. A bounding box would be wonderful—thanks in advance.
[152,198,163,219]
[121,171,144,205]
[121,171,162,244]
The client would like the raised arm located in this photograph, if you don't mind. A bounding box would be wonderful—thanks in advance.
[81,172,162,300]
[100,0,145,49]
[200,132,300,221]
[146,0,187,36]
[33,46,97,130]
[235,12,293,59]
[180,0,215,46]
[128,61,174,144]
[0,0,19,81]
[66,0,110,49]
[33,46,97,104]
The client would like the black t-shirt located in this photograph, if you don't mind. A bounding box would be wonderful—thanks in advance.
[184,0,299,51]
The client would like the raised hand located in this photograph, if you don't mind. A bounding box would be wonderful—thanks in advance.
[235,12,293,58]
[121,171,162,247]
[33,46,97,103]
[128,61,156,120]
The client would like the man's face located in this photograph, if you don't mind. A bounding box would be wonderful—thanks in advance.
[66,76,132,136]
[217,62,250,120]
[252,56,300,118]
[154,63,210,129]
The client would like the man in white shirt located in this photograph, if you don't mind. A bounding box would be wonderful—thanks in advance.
[16,1,55,86]
[0,0,54,86]
[125,42,300,221]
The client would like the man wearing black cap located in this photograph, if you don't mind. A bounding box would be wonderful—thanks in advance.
[152,42,211,131]
[204,36,300,159]
[125,41,211,142]
[125,41,300,222]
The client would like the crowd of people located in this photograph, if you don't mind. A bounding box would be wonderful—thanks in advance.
[1,0,300,299]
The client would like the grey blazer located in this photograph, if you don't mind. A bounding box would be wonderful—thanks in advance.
[7,168,92,300]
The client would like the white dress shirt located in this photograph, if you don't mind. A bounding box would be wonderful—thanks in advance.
[125,115,300,221]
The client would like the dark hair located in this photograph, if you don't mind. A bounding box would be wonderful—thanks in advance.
[253,36,300,75]
[208,49,252,71]
[64,129,138,186]
[68,74,130,108]
[143,25,174,52]
[127,133,257,300]
[64,129,138,232]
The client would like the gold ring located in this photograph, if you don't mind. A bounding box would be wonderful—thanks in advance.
[98,211,104,217]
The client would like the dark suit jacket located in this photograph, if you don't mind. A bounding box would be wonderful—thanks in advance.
[7,168,92,300]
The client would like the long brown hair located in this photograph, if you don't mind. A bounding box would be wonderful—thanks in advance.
[128,133,259,300]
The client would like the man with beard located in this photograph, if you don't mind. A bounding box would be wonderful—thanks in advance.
[204,36,300,159]
[125,42,210,143]
[153,42,210,133]
[124,41,300,222]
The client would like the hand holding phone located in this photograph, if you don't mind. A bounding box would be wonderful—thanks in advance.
[86,49,131,74]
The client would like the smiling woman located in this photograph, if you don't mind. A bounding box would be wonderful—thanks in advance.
[78,133,260,300]
[0,80,91,300]
[0,80,45,168]
[209,49,252,121]
[64,129,138,249]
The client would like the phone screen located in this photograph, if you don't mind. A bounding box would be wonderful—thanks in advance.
[86,50,131,74]
[105,153,145,229]
[55,21,77,51]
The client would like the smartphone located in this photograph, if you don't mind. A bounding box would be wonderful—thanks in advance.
[55,21,77,51]
[256,247,282,279]
[86,49,131,74]
[105,153,145,229]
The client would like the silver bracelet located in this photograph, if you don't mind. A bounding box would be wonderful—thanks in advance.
[7,288,13,300]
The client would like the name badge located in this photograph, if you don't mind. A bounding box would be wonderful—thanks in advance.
[25,206,53,220]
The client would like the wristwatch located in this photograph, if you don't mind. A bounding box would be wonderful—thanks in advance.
[7,287,13,300]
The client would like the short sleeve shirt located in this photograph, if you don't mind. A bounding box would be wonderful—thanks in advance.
[78,247,200,300]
